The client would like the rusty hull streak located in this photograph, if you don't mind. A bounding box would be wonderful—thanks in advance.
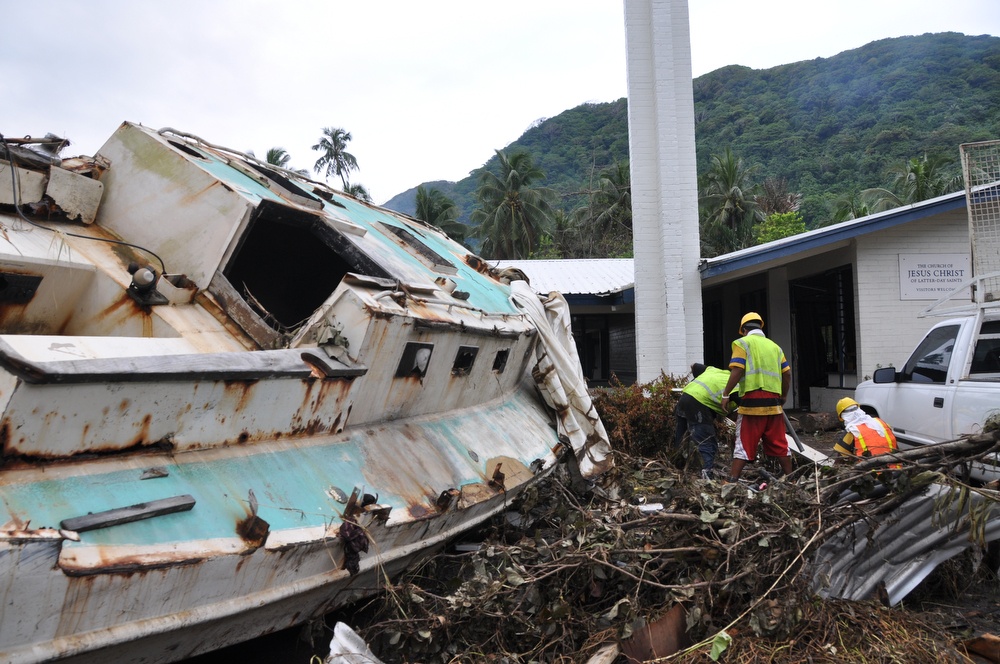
[463,253,500,279]
[192,291,259,351]
[291,378,352,436]
[93,289,154,329]
[355,433,446,518]
[4,372,358,457]
[49,541,353,656]
[128,413,154,448]
[236,515,270,549]
[60,552,209,577]
[0,527,64,541]
[1,432,178,467]
[221,380,257,416]
[178,180,227,208]
[0,302,44,334]
[404,300,453,325]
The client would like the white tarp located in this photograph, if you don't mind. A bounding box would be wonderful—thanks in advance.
[325,622,384,663]
[510,280,612,477]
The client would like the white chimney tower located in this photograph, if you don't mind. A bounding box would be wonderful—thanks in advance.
[624,0,703,382]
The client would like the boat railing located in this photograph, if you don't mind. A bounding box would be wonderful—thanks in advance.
[0,338,365,385]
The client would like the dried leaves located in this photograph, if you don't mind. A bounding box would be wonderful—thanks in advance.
[343,453,824,661]
[333,378,1000,662]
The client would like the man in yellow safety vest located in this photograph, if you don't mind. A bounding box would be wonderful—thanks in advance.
[720,312,793,483]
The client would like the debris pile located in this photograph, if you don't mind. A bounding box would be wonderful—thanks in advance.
[332,377,1000,663]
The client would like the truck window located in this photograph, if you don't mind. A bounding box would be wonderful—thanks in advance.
[901,324,959,383]
[970,320,1000,375]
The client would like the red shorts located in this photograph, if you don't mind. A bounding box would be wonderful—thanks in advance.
[733,413,789,461]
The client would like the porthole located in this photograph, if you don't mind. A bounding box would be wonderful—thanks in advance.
[452,346,479,376]
[492,349,510,373]
[396,342,434,378]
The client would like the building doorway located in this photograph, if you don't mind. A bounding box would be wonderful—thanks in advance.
[789,266,856,411]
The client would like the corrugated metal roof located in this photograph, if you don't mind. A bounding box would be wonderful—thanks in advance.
[494,258,634,296]
[812,481,1000,606]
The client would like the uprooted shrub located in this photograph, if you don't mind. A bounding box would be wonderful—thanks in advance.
[592,373,735,466]
[591,373,680,457]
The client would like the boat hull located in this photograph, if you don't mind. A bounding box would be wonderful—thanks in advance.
[0,389,560,664]
[2,489,542,664]
[0,122,611,662]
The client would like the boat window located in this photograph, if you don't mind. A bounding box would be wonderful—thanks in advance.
[396,342,434,378]
[492,349,510,373]
[452,346,479,376]
[378,223,457,275]
[222,199,389,333]
[167,140,208,161]
[245,162,321,204]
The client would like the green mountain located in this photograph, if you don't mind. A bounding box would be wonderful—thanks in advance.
[384,32,1000,229]
[383,100,630,225]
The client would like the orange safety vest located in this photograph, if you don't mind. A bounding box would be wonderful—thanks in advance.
[853,418,896,458]
[840,416,900,469]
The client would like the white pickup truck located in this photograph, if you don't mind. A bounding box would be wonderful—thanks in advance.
[854,306,1000,454]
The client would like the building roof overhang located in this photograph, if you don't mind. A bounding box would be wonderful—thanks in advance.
[700,191,967,285]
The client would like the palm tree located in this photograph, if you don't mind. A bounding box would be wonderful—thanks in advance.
[829,189,875,224]
[414,186,466,244]
[342,182,372,203]
[470,150,555,259]
[754,177,801,216]
[261,147,309,176]
[265,147,292,169]
[536,210,573,258]
[589,160,632,234]
[567,159,632,257]
[699,148,763,255]
[887,154,962,203]
[311,127,359,188]
[860,154,963,213]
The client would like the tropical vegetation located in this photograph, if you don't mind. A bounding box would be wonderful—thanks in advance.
[312,127,360,189]
[469,151,555,259]
[382,32,999,259]
[414,185,466,244]
[246,147,309,176]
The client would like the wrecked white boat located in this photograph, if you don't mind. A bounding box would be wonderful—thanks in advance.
[0,124,611,663]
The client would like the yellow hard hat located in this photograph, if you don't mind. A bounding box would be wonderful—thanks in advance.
[836,397,859,420]
[739,312,764,334]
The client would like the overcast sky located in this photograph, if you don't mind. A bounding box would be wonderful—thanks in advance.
[4,1,999,203]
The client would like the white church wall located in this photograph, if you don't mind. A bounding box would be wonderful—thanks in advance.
[854,210,970,381]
